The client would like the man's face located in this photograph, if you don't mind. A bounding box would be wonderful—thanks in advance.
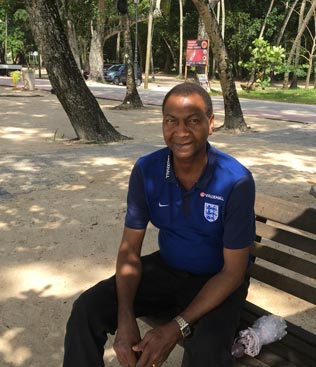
[162,93,214,162]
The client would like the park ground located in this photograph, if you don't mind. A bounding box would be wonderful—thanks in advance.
[0,83,316,367]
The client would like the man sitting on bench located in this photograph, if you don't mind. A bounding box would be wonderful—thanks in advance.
[63,82,256,367]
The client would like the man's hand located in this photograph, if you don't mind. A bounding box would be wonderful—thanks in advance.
[114,316,141,367]
[132,321,181,367]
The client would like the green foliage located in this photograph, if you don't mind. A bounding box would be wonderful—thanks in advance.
[66,0,98,39]
[0,2,35,64]
[286,61,309,78]
[259,7,284,39]
[0,0,312,80]
[238,88,316,105]
[238,38,286,89]
[225,11,261,72]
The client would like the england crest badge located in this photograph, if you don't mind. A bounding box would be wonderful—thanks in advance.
[204,203,219,222]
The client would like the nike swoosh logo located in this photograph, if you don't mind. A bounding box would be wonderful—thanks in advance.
[159,202,169,207]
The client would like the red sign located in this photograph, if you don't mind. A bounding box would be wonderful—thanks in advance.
[186,39,208,66]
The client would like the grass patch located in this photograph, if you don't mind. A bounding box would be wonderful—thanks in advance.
[238,88,316,105]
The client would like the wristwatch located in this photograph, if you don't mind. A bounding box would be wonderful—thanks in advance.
[173,315,191,338]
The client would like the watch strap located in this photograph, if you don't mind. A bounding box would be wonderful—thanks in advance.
[173,315,191,338]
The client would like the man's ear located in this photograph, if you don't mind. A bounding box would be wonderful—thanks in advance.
[209,114,215,135]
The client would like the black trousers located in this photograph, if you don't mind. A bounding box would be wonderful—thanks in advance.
[63,252,249,367]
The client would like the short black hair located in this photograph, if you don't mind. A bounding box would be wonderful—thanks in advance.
[162,82,213,117]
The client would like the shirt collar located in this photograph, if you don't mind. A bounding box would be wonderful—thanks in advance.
[164,142,217,188]
[165,152,177,183]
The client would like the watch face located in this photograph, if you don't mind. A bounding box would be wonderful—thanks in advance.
[182,324,191,337]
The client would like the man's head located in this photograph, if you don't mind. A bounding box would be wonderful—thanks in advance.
[162,82,214,163]
[162,82,213,118]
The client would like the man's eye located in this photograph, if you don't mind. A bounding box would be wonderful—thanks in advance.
[188,118,199,125]
[165,118,176,125]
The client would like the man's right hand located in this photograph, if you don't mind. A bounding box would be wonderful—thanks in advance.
[113,316,141,367]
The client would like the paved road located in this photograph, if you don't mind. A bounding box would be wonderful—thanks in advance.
[1,76,315,124]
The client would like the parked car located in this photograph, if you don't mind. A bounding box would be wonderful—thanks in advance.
[103,63,113,73]
[82,64,112,80]
[83,69,89,80]
[104,63,142,86]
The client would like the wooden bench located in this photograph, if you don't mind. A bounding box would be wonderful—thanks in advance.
[142,193,316,367]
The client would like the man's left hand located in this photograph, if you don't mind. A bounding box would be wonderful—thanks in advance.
[132,321,181,367]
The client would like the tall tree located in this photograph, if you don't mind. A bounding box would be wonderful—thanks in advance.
[259,0,275,38]
[61,0,81,70]
[192,0,247,131]
[275,0,300,46]
[291,0,307,88]
[87,1,148,82]
[283,0,316,88]
[25,0,124,142]
[88,0,107,82]
[144,0,154,88]
[178,0,184,78]
[303,5,316,88]
[116,0,143,108]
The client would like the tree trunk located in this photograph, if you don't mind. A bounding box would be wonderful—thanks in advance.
[283,0,316,88]
[275,0,299,46]
[80,40,90,72]
[25,0,124,142]
[192,0,247,131]
[116,32,121,63]
[259,0,275,38]
[305,11,316,88]
[162,35,177,66]
[89,26,105,82]
[89,0,106,82]
[144,0,154,89]
[66,19,81,70]
[221,0,225,40]
[291,0,306,89]
[178,0,184,78]
[197,16,212,76]
[60,0,81,70]
[117,13,143,109]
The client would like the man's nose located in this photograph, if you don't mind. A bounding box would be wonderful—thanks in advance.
[175,120,189,135]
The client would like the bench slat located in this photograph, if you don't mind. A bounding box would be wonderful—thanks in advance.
[248,264,316,304]
[255,194,316,234]
[255,347,313,367]
[258,336,316,367]
[251,242,316,278]
[280,334,316,364]
[255,221,316,255]
[235,355,270,367]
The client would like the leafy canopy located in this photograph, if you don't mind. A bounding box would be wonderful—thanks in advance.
[239,37,286,89]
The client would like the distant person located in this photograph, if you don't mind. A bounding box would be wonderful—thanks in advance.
[63,82,256,367]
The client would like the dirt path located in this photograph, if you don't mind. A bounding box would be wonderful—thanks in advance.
[0,87,315,367]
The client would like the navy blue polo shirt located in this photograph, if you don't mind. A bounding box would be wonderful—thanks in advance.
[125,143,255,275]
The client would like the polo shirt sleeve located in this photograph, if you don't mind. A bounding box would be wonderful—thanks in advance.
[124,162,150,229]
[223,173,256,249]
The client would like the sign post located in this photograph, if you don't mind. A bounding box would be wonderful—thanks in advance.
[185,39,210,92]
